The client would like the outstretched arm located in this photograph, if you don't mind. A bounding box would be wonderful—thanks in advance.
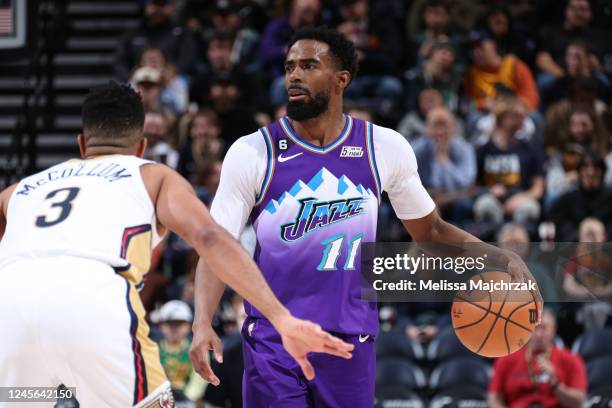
[190,134,262,384]
[402,209,544,322]
[190,258,226,383]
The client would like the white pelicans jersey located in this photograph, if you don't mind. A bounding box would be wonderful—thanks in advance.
[0,154,162,289]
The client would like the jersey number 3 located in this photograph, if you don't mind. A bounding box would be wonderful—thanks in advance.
[35,187,80,227]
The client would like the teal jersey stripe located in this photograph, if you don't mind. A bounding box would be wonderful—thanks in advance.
[255,127,276,206]
[365,121,382,203]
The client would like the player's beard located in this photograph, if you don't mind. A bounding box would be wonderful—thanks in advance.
[286,89,330,121]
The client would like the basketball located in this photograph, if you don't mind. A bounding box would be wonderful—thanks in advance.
[452,271,538,357]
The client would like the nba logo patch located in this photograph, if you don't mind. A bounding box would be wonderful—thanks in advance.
[340,146,363,158]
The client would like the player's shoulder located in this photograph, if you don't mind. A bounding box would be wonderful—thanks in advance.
[370,123,414,152]
[225,130,268,163]
[0,183,18,214]
[370,123,406,143]
[368,122,417,168]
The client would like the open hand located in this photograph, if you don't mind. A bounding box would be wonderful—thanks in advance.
[189,323,223,386]
[275,316,354,380]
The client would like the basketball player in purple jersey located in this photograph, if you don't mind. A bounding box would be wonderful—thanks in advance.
[190,27,543,406]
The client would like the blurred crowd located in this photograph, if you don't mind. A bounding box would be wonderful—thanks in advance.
[113,0,612,405]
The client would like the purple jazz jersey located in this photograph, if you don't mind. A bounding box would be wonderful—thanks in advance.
[247,115,381,336]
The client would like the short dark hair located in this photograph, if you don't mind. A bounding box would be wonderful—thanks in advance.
[423,0,448,11]
[579,149,607,173]
[82,81,145,144]
[288,26,358,85]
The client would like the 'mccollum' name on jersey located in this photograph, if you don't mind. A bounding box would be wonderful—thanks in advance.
[16,161,133,196]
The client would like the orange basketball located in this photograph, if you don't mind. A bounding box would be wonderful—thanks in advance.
[451,271,538,357]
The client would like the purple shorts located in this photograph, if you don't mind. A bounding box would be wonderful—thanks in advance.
[241,317,376,407]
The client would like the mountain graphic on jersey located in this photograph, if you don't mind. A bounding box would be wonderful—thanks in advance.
[257,167,376,242]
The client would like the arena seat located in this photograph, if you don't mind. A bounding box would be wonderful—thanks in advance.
[376,358,427,390]
[428,358,491,392]
[587,355,612,391]
[426,328,475,362]
[376,330,425,361]
[428,387,488,408]
[375,387,425,408]
[572,329,612,362]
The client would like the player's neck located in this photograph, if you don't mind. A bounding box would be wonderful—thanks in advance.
[288,107,346,148]
[83,146,138,159]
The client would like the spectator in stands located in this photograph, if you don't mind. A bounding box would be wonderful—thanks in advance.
[177,109,224,183]
[155,300,205,403]
[413,107,476,226]
[545,103,610,156]
[545,107,611,204]
[136,45,189,114]
[398,88,464,143]
[258,0,322,82]
[536,0,611,92]
[544,77,609,154]
[549,150,612,241]
[132,66,178,133]
[476,5,533,64]
[563,218,612,334]
[545,142,584,208]
[403,306,446,345]
[497,223,559,310]
[190,33,265,109]
[207,73,260,146]
[488,308,587,408]
[407,0,463,68]
[474,96,544,227]
[204,0,261,74]
[180,0,268,35]
[563,217,612,299]
[143,111,179,169]
[404,39,463,113]
[114,0,198,80]
[463,33,539,112]
[132,66,164,112]
[203,294,246,408]
[193,159,223,207]
[468,99,541,148]
[542,40,611,110]
[335,0,404,116]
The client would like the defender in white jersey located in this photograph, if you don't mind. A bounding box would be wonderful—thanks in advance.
[0,83,354,408]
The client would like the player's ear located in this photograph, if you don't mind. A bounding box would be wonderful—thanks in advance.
[77,134,87,158]
[136,137,147,158]
[336,70,351,92]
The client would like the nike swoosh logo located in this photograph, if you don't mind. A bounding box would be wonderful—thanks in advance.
[278,152,303,162]
[358,334,370,343]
